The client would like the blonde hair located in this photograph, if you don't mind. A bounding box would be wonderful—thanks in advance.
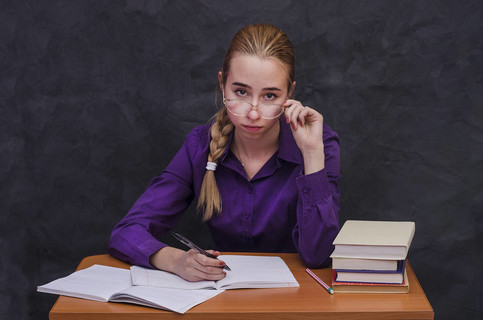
[197,24,295,221]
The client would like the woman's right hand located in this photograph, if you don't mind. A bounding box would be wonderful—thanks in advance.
[149,246,227,282]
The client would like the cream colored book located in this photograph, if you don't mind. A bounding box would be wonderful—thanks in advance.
[331,220,415,260]
[332,257,399,271]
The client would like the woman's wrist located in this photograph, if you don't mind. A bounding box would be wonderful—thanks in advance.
[302,147,325,175]
[150,246,184,272]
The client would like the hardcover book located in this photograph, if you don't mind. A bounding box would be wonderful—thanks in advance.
[334,260,406,284]
[331,220,415,260]
[332,257,399,271]
[332,269,410,293]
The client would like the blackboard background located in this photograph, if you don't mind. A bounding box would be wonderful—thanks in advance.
[0,0,481,319]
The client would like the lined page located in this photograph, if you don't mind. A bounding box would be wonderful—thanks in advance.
[217,255,299,289]
[37,265,132,301]
[111,286,224,314]
[130,266,216,290]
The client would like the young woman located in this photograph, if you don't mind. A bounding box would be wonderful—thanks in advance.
[108,24,340,281]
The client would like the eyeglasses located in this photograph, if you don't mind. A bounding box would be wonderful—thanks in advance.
[223,95,286,120]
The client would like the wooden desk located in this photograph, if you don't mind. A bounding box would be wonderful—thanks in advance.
[49,253,433,319]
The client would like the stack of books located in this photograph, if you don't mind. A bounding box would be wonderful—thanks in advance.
[330,220,415,293]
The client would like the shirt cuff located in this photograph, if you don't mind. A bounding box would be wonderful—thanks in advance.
[296,168,331,204]
[136,238,167,268]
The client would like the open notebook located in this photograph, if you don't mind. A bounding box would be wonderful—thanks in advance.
[37,265,223,314]
[131,255,299,290]
[38,255,298,313]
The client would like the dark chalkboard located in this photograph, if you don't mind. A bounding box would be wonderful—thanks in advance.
[0,1,481,319]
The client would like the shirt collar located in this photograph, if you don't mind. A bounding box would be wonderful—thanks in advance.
[217,118,302,165]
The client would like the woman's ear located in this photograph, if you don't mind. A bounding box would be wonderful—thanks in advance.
[218,71,224,93]
[288,81,296,98]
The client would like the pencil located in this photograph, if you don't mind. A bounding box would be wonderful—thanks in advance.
[306,268,334,294]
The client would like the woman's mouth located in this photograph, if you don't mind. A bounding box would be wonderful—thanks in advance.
[242,125,263,132]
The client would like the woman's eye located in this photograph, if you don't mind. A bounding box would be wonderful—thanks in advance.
[265,93,277,100]
[235,89,247,97]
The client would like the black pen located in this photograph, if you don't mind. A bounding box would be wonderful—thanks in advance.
[171,232,231,271]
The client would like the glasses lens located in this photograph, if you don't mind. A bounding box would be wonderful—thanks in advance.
[258,103,284,119]
[225,100,251,116]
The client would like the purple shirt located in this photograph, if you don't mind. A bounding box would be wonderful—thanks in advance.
[108,118,340,268]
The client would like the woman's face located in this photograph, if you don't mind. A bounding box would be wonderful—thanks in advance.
[219,54,293,140]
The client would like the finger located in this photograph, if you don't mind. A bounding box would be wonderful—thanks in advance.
[283,101,293,124]
[197,264,226,276]
[283,102,296,126]
[204,250,228,268]
[296,107,309,126]
[283,99,300,123]
[193,252,227,269]
[185,267,225,282]
[284,99,300,107]
[192,258,226,280]
[289,105,304,130]
[205,250,221,258]
[186,248,220,263]
[298,108,312,126]
[184,274,205,282]
[184,252,226,281]
[192,269,226,281]
[298,106,323,125]
[192,258,226,275]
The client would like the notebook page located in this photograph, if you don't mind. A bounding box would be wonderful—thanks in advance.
[111,286,224,314]
[216,255,299,289]
[37,265,132,301]
[130,266,216,290]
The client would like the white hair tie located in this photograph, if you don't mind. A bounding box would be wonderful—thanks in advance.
[206,161,217,171]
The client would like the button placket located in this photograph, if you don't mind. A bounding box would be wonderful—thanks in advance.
[241,183,254,246]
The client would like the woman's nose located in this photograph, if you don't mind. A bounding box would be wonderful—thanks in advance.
[246,104,261,120]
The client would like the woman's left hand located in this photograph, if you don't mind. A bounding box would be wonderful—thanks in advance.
[284,99,324,152]
[284,99,326,174]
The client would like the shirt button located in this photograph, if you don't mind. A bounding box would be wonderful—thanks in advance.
[303,187,310,193]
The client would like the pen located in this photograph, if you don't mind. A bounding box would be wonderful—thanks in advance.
[172,232,231,271]
[306,268,334,294]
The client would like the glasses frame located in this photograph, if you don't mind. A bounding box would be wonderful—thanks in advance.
[222,95,287,120]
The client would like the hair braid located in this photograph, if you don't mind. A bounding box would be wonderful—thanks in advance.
[198,108,233,221]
